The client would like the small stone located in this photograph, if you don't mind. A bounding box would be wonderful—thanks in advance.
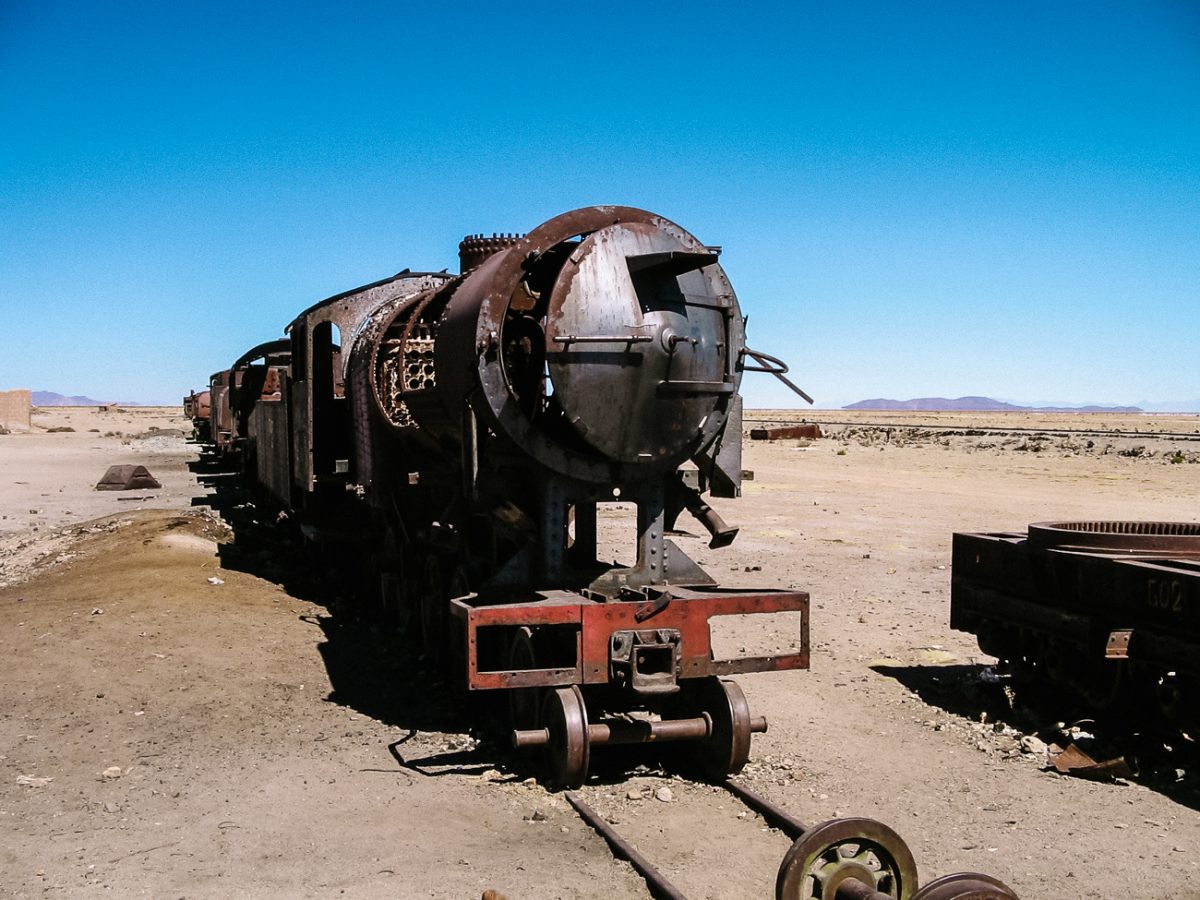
[90,608,103,615]
[206,576,225,586]
[654,787,674,803]
[1019,735,1047,755]
[103,801,119,813]
[102,766,123,779]
[626,789,643,800]
[559,825,569,833]
[528,809,548,822]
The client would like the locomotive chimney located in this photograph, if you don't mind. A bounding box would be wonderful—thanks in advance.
[458,232,525,274]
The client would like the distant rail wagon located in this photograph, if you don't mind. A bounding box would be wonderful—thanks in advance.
[952,520,1200,729]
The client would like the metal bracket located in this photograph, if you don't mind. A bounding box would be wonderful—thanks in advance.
[1105,628,1132,659]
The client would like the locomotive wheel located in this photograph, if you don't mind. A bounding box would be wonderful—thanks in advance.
[541,685,590,788]
[910,872,1019,900]
[776,817,919,900]
[376,527,409,628]
[508,627,542,732]
[684,677,753,780]
[419,554,446,665]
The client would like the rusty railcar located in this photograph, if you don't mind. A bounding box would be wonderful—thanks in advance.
[951,521,1200,729]
[212,207,812,786]
[183,389,211,441]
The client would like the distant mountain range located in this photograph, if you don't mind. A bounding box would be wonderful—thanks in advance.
[844,396,1145,413]
[32,391,141,407]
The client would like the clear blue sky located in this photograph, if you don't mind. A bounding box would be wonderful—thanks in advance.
[2,1,1198,409]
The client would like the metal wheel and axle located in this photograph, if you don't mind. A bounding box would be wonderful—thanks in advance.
[512,677,765,788]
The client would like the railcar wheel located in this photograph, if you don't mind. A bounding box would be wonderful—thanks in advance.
[684,677,752,780]
[910,872,1019,899]
[541,685,590,788]
[508,626,542,732]
[776,817,918,900]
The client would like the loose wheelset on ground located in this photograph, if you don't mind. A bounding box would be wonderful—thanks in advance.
[776,816,919,900]
[774,815,1018,900]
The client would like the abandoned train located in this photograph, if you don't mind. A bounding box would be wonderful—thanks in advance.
[191,206,810,786]
[952,520,1200,731]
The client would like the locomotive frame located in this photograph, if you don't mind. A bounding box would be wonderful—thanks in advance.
[193,206,811,786]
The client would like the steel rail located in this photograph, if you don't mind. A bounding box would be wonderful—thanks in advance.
[564,791,688,900]
[566,779,899,900]
[744,417,1200,442]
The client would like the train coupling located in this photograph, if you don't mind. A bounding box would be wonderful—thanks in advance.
[609,628,682,696]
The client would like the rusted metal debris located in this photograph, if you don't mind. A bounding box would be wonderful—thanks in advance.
[1048,743,1136,782]
[96,465,161,491]
[749,423,823,440]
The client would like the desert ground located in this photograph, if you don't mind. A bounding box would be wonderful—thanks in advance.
[2,406,1199,899]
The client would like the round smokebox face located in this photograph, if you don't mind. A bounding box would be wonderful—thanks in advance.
[544,222,731,465]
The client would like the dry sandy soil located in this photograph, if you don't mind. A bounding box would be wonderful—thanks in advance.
[2,406,1199,899]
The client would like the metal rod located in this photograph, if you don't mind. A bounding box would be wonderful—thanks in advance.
[565,792,689,900]
[514,715,716,749]
[588,716,711,745]
[834,880,894,900]
[552,334,654,345]
[722,778,808,839]
[741,348,814,405]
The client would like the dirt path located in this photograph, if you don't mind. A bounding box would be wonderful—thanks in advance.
[1,409,1198,898]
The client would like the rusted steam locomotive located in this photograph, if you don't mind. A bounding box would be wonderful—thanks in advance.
[193,206,811,786]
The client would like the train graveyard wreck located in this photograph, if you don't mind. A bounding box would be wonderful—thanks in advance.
[174,207,1026,898]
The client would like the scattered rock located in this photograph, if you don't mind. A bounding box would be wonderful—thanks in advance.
[102,766,123,779]
[1020,735,1048,755]
[655,786,674,803]
[16,774,53,787]
[625,788,643,800]
[206,576,225,585]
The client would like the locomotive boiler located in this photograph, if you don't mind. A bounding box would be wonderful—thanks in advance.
[201,206,812,786]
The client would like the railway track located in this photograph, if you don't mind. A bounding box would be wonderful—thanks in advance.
[744,417,1200,443]
[562,777,1019,900]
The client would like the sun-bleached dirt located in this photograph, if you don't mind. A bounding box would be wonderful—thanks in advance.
[2,407,1199,899]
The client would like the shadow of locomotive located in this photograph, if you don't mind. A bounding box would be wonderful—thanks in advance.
[185,453,560,783]
[873,663,1200,811]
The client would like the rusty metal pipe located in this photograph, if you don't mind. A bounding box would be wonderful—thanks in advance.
[514,713,769,749]
[565,791,688,900]
[588,716,711,745]
[680,486,740,549]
